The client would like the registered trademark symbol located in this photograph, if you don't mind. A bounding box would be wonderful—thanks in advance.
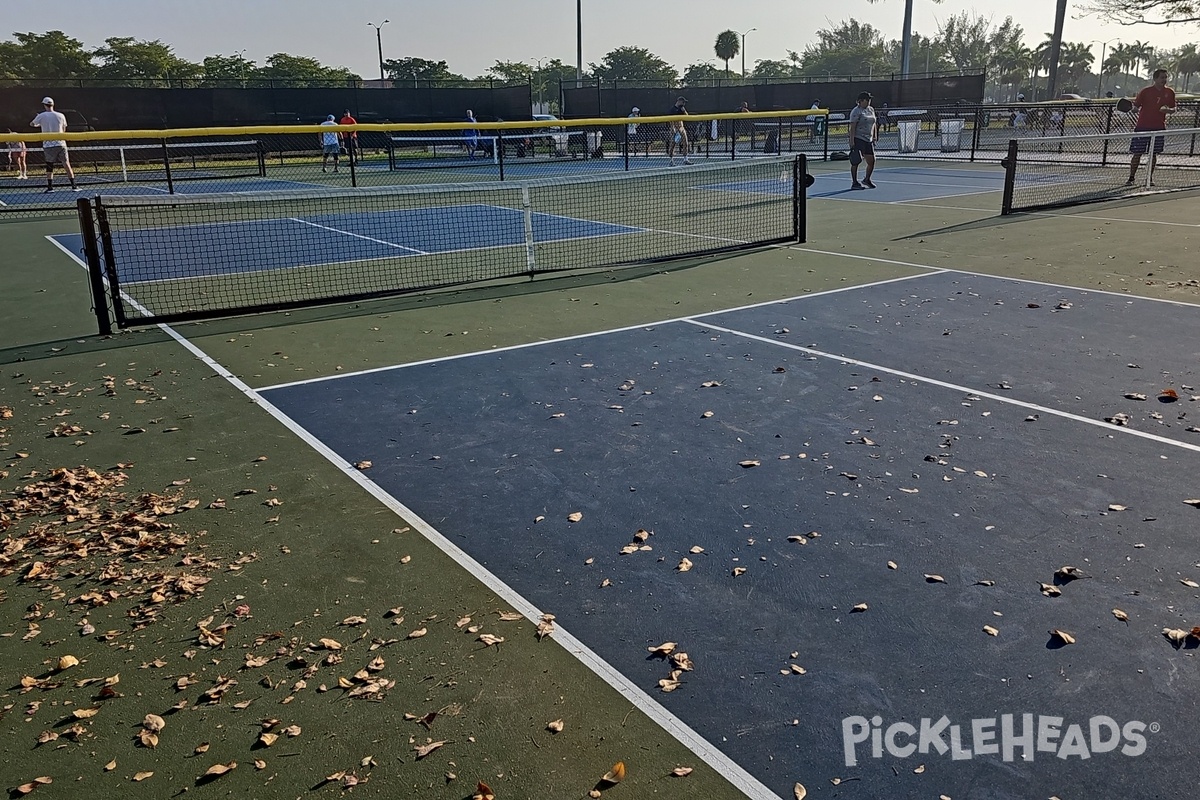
[1149,722,1161,734]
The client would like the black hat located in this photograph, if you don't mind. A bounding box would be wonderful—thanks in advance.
[857,91,872,101]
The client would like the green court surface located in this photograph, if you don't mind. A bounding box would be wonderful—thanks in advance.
[2,160,1200,799]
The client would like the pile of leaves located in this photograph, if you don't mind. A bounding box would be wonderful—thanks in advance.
[0,465,216,631]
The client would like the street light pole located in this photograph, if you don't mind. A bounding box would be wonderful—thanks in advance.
[368,20,389,82]
[531,57,548,111]
[1091,38,1120,96]
[576,0,583,87]
[739,28,756,79]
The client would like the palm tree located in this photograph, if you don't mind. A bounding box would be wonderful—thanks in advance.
[1174,44,1200,93]
[1058,42,1095,90]
[865,0,943,76]
[714,31,740,78]
[993,43,1033,101]
[1128,40,1153,78]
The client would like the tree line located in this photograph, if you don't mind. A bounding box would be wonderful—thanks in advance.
[4,17,1200,100]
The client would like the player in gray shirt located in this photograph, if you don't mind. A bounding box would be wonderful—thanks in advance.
[848,92,878,189]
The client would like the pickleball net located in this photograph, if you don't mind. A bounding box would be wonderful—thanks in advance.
[78,154,809,328]
[1001,126,1200,214]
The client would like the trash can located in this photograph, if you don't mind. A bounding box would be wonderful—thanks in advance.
[898,120,920,153]
[939,119,965,152]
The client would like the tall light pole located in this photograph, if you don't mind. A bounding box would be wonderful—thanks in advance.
[576,0,583,87]
[531,57,549,110]
[235,48,247,87]
[1046,0,1067,98]
[368,20,389,82]
[1091,38,1120,96]
[739,28,756,79]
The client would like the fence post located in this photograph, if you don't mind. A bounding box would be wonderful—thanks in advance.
[623,121,630,171]
[497,129,505,181]
[1101,104,1114,167]
[970,107,983,162]
[348,132,358,187]
[77,198,112,336]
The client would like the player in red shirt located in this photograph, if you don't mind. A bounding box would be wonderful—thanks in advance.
[339,109,358,160]
[1127,69,1177,186]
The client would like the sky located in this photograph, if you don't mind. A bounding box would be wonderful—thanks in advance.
[5,0,1198,79]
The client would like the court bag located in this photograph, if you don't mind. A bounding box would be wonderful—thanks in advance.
[829,150,849,161]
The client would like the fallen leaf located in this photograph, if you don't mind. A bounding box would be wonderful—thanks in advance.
[601,761,626,785]
[104,760,117,772]
[143,713,166,733]
[1181,579,1200,589]
[789,664,807,675]
[1050,629,1076,645]
[254,760,267,770]
[983,625,999,636]
[1039,583,1062,597]
[546,719,564,733]
[676,558,694,572]
[194,743,210,754]
[355,461,372,470]
[56,655,80,671]
[672,767,694,777]
[887,561,897,570]
[794,783,807,800]
[1112,609,1129,622]
[259,733,279,747]
[974,580,995,586]
[739,460,761,468]
[732,567,747,577]
[478,634,504,647]
[1164,627,1189,643]
[202,762,237,778]
[473,781,496,800]
[1055,566,1086,581]
[72,707,100,719]
[132,772,154,782]
[648,642,677,656]
[407,628,427,639]
[414,741,446,759]
[851,603,868,613]
[13,777,53,796]
[138,730,159,748]
[924,574,946,584]
[567,512,583,523]
[1108,504,1128,512]
[318,638,343,650]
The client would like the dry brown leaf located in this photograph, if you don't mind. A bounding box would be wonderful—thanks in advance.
[341,616,368,626]
[567,511,583,523]
[497,611,523,621]
[601,761,627,785]
[407,628,427,639]
[983,625,999,636]
[318,638,342,650]
[13,777,53,796]
[36,731,58,745]
[142,713,165,733]
[1039,583,1062,597]
[473,781,496,800]
[259,733,279,747]
[851,603,868,613]
[104,760,117,772]
[1050,629,1076,645]
[1182,579,1200,589]
[194,742,210,754]
[789,664,807,675]
[1056,566,1086,581]
[478,633,504,647]
[546,719,564,733]
[56,655,80,671]
[677,558,694,573]
[202,761,237,778]
[739,460,761,468]
[1163,627,1189,643]
[132,772,154,782]
[887,561,897,570]
[672,767,694,777]
[414,740,446,759]
[648,642,677,656]
[732,567,747,577]
[72,706,100,719]
[924,574,946,583]
[283,725,302,737]
[1112,609,1129,622]
[254,759,267,770]
[794,783,807,800]
[138,730,159,749]
[355,461,372,470]
[689,545,704,554]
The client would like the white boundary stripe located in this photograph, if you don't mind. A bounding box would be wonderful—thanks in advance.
[288,217,429,254]
[259,271,941,391]
[683,318,1200,455]
[41,234,782,798]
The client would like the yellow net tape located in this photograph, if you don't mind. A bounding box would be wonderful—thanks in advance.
[0,109,828,144]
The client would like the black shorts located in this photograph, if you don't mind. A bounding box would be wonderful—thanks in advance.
[1130,128,1166,155]
[851,138,875,156]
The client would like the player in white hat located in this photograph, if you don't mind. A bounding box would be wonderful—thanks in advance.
[31,97,78,192]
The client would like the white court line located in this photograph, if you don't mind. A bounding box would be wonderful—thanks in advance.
[42,234,784,800]
[683,317,1200,456]
[892,187,1003,203]
[259,271,941,391]
[288,217,430,254]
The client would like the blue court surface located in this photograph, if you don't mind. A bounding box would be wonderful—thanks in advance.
[0,178,324,205]
[52,204,643,283]
[702,164,1009,204]
[259,271,1200,799]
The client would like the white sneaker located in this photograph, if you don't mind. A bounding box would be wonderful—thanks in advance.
[17,174,27,180]
[72,186,81,192]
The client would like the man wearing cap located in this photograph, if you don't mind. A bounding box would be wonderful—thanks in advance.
[30,97,78,193]
[666,96,692,166]
[847,91,878,189]
[731,101,751,153]
[319,114,341,172]
[627,106,650,157]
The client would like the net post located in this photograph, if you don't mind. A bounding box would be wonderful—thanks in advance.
[161,139,175,194]
[1000,139,1017,216]
[822,113,830,161]
[970,107,983,162]
[76,197,112,336]
[497,132,505,181]
[387,134,396,171]
[794,155,807,244]
[93,198,129,329]
[348,133,358,188]
[521,185,536,277]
